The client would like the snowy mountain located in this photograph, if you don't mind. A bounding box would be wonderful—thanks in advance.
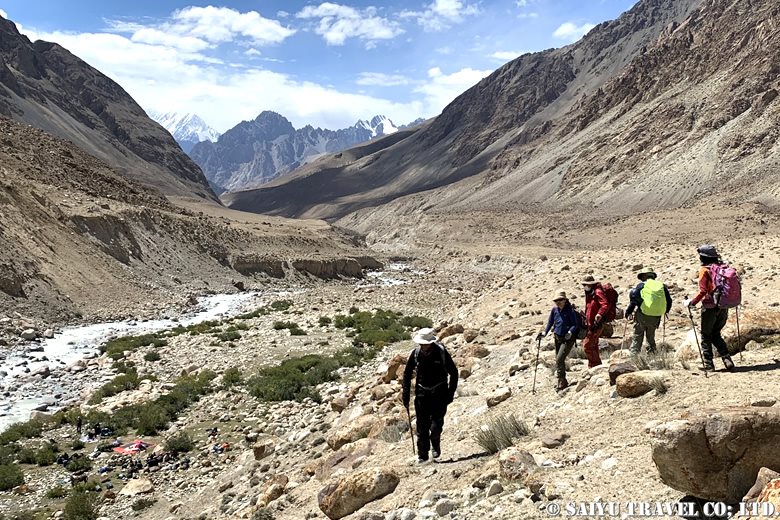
[190,112,408,193]
[148,111,221,153]
[355,115,399,138]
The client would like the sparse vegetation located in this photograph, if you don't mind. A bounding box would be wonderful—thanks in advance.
[222,367,243,388]
[0,420,45,446]
[0,463,24,491]
[334,309,432,348]
[88,369,141,404]
[143,350,161,362]
[63,490,99,520]
[100,334,167,360]
[164,432,194,455]
[131,497,157,511]
[650,377,669,395]
[65,455,92,473]
[318,316,332,326]
[273,321,306,336]
[217,330,242,342]
[473,414,530,454]
[252,508,275,520]
[46,485,69,498]
[632,350,675,370]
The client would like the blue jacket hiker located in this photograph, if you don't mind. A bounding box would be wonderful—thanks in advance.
[536,291,579,391]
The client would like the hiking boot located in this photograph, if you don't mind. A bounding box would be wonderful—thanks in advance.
[431,449,440,459]
[702,360,715,371]
[722,357,735,371]
[556,378,569,391]
[416,456,429,465]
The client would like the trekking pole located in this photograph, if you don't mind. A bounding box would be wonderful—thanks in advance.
[532,336,541,394]
[662,314,666,347]
[405,405,416,457]
[687,304,708,379]
[622,319,629,350]
[736,306,743,362]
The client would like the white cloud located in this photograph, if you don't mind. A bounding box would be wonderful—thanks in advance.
[518,12,539,19]
[244,48,262,57]
[170,6,295,45]
[553,22,596,42]
[0,8,8,19]
[130,28,210,52]
[356,72,410,87]
[296,3,403,46]
[415,66,492,111]
[490,51,524,62]
[401,0,479,32]
[277,10,290,18]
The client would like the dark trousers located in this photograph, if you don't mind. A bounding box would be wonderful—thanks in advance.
[554,334,575,379]
[414,393,448,459]
[701,307,730,361]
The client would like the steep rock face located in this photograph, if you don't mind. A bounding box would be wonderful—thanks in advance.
[0,15,216,201]
[191,111,401,193]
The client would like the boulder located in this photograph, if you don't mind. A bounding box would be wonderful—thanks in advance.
[541,432,570,449]
[463,329,479,343]
[370,384,395,401]
[465,344,490,358]
[318,467,400,519]
[608,349,632,364]
[331,397,349,413]
[616,371,666,398]
[20,328,37,340]
[486,480,504,497]
[609,362,637,386]
[486,387,511,407]
[745,468,780,501]
[119,478,154,496]
[252,439,276,461]
[327,415,379,450]
[438,324,464,340]
[435,498,457,516]
[498,447,538,481]
[650,407,780,502]
[756,479,780,519]
[30,411,53,422]
[381,355,407,383]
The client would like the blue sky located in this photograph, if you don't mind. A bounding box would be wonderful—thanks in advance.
[0,1,637,132]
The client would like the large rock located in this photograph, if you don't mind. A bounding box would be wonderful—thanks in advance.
[498,447,538,481]
[756,479,780,519]
[20,328,37,340]
[438,324,464,340]
[119,478,154,496]
[745,468,780,501]
[608,362,637,386]
[318,467,400,519]
[314,439,377,480]
[616,371,666,398]
[650,408,780,502]
[381,354,407,383]
[327,415,379,450]
[486,387,511,407]
[465,344,490,358]
[463,329,479,343]
[253,439,276,461]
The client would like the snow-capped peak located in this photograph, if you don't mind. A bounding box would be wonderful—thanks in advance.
[148,111,220,144]
[354,115,398,138]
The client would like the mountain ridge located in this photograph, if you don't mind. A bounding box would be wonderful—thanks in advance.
[149,110,221,154]
[190,111,409,193]
[0,14,217,202]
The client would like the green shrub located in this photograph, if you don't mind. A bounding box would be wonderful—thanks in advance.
[46,485,69,498]
[217,330,241,342]
[400,315,434,329]
[222,367,243,388]
[88,369,140,404]
[65,455,92,473]
[0,420,45,445]
[34,444,57,466]
[143,350,161,362]
[348,306,360,314]
[0,463,24,491]
[164,432,194,455]
[71,480,101,494]
[0,444,19,465]
[270,300,292,312]
[136,404,169,436]
[100,334,167,359]
[318,316,332,326]
[248,354,338,402]
[273,321,306,336]
[236,307,270,320]
[63,491,99,520]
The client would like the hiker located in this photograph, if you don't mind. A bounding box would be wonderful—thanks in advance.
[402,327,458,463]
[581,275,609,368]
[75,415,83,435]
[536,291,580,390]
[684,245,736,371]
[625,268,673,354]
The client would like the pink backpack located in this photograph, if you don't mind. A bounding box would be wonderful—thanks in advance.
[710,264,742,308]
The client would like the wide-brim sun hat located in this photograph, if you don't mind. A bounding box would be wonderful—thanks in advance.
[581,275,598,285]
[637,268,657,280]
[553,291,568,302]
[697,244,720,259]
[413,327,438,345]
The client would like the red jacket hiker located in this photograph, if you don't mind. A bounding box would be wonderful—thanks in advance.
[584,283,610,327]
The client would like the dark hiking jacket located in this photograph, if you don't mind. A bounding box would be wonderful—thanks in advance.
[402,343,458,404]
[543,302,580,337]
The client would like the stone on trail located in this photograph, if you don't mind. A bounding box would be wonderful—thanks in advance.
[486,480,504,497]
[609,362,637,386]
[486,387,511,407]
[327,415,380,450]
[318,467,400,520]
[252,439,276,461]
[463,329,479,343]
[744,468,780,501]
[119,478,154,496]
[541,432,570,449]
[650,407,780,502]
[615,371,666,398]
[498,447,538,481]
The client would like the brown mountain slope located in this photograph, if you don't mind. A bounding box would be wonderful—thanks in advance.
[225,0,705,220]
[0,117,378,323]
[0,15,216,201]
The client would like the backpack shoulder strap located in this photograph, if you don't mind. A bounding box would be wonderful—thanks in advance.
[435,341,447,366]
[414,346,421,365]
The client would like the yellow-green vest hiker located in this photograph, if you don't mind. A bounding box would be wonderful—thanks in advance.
[625,269,673,354]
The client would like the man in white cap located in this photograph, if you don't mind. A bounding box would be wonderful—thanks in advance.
[402,327,458,463]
